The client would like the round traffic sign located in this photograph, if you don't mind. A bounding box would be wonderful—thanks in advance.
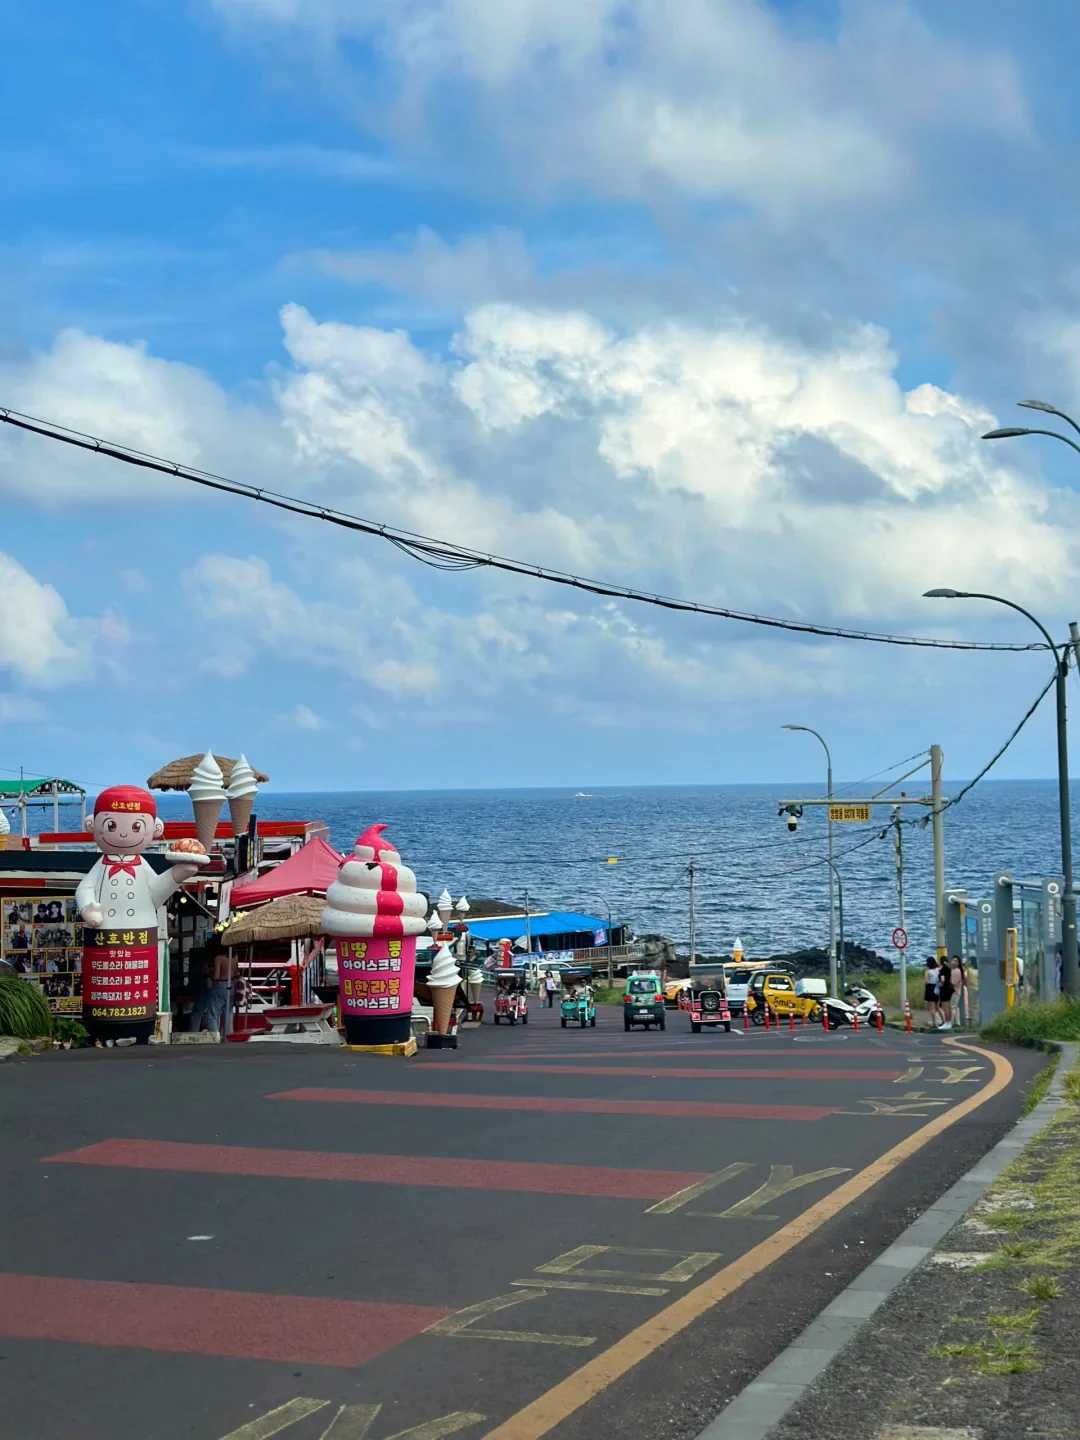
[891,927,908,950]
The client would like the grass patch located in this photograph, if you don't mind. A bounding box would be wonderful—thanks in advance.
[1022,1274,1061,1302]
[986,1308,1039,1332]
[1023,1052,1059,1113]
[981,997,1080,1047]
[932,1338,1040,1375]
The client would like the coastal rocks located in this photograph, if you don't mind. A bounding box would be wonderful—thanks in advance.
[663,941,893,980]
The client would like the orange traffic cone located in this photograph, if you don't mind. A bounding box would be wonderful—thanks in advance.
[904,1001,913,1033]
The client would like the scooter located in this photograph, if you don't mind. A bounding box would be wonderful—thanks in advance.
[843,984,886,1029]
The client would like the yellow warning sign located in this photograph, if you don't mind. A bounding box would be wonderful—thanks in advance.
[828,804,871,823]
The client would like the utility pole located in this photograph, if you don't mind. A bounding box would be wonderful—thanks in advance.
[931,744,946,962]
[893,805,907,1018]
[688,859,697,969]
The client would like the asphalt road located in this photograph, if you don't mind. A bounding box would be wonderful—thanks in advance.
[0,1004,1042,1440]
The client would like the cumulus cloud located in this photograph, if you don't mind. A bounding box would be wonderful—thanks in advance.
[211,0,1029,211]
[0,551,114,686]
[0,327,278,503]
[7,296,1078,734]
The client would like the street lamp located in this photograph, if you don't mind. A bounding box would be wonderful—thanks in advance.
[782,724,837,996]
[923,587,1078,996]
[579,894,617,983]
[825,859,845,994]
[983,397,1080,456]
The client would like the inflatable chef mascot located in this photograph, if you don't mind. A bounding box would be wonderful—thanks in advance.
[76,785,202,1044]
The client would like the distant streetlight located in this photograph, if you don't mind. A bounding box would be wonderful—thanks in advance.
[782,723,837,997]
[924,587,1078,996]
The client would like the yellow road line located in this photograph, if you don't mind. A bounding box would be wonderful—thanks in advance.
[481,1039,1012,1440]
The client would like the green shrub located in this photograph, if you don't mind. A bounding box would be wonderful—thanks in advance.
[52,1016,90,1048]
[0,975,53,1039]
[981,998,1080,1048]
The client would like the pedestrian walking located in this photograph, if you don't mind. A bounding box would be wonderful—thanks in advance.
[936,957,954,1031]
[189,941,235,1038]
[923,956,940,1029]
[544,969,557,1007]
[950,954,967,1028]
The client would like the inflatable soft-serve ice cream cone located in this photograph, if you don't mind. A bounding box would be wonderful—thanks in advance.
[427,941,462,1044]
[189,751,227,849]
[226,753,258,837]
[321,823,428,1048]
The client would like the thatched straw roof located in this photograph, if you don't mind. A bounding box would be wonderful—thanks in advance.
[147,754,270,792]
[223,893,325,945]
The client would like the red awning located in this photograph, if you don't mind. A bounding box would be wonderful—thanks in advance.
[231,836,344,906]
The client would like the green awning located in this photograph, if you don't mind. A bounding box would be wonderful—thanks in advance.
[0,777,85,797]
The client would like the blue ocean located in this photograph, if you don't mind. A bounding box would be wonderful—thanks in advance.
[138,779,1068,959]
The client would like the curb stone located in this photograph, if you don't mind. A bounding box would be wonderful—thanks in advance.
[0,1036,21,1062]
[693,1042,1078,1440]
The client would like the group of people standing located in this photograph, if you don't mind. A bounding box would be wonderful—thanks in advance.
[923,954,967,1031]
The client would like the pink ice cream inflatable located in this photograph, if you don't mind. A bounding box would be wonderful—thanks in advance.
[321,824,428,1047]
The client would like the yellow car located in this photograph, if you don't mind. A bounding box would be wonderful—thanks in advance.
[745,972,826,1025]
[664,978,691,1008]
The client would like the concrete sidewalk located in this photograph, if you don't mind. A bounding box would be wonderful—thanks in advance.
[703,1042,1079,1440]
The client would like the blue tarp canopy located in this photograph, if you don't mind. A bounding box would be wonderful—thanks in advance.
[467,910,609,942]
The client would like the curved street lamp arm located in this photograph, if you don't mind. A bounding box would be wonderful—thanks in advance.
[944,592,1061,664]
[1019,402,1080,440]
[985,426,1080,458]
[782,723,832,772]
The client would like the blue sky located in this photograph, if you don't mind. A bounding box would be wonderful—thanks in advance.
[3,0,1080,794]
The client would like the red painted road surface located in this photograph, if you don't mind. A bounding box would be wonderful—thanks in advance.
[47,1137,708,1199]
[270,1087,841,1121]
[0,1273,446,1366]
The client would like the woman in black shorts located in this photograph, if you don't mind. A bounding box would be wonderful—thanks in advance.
[923,956,940,1028]
[936,958,953,1030]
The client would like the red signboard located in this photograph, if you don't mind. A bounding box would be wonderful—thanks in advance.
[83,926,158,1024]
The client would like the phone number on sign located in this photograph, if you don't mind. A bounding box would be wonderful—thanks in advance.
[89,1006,151,1019]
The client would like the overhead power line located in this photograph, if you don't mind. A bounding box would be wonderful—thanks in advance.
[0,404,1051,653]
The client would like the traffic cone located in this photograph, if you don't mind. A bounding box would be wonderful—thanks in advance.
[788,1011,795,1032]
[904,1001,913,1034]
[742,1009,749,1032]
[822,1004,828,1031]
[763,1007,770,1029]
[876,1009,884,1033]
[853,1010,859,1032]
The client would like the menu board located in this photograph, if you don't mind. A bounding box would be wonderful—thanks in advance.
[1,894,83,1014]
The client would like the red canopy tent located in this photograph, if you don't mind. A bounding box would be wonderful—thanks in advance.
[230,835,344,906]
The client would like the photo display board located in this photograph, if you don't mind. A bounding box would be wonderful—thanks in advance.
[2,894,83,1014]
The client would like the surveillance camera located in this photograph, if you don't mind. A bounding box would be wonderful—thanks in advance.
[786,813,798,833]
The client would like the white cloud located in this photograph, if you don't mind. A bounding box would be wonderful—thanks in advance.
[212,0,1030,210]
[8,296,1079,734]
[288,703,323,730]
[177,143,394,181]
[0,327,278,504]
[0,551,107,686]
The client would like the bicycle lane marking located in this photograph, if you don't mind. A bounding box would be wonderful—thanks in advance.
[479,1039,1012,1440]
